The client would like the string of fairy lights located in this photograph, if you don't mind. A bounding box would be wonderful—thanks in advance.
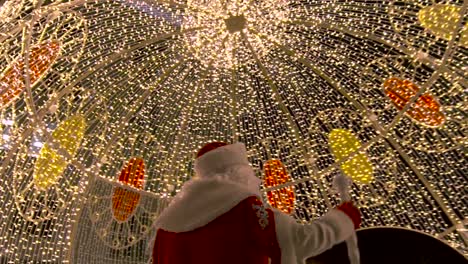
[0,0,466,263]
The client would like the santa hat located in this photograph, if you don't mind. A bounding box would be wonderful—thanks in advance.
[196,142,228,158]
[194,142,251,178]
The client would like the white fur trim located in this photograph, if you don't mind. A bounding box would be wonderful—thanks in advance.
[155,177,259,232]
[146,177,260,256]
[274,208,354,264]
[194,143,249,178]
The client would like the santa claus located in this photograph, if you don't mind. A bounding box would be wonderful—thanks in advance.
[152,142,361,264]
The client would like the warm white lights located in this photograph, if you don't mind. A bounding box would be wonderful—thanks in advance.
[0,0,466,263]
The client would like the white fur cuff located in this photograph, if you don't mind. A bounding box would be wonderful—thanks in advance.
[194,143,250,178]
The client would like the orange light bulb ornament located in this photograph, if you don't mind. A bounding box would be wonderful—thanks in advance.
[263,159,295,214]
[111,157,145,222]
[0,41,61,108]
[384,77,445,128]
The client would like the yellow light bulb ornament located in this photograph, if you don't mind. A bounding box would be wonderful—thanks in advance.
[329,129,374,184]
[33,115,86,189]
[418,4,468,47]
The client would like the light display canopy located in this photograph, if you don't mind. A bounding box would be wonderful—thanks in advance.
[0,0,466,263]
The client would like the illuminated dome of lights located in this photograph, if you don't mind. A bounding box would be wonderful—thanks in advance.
[0,0,466,263]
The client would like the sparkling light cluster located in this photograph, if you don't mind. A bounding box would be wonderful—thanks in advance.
[182,0,289,68]
[0,0,466,263]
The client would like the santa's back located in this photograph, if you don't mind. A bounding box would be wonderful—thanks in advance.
[153,195,281,264]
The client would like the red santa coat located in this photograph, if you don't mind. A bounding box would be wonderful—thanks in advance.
[152,178,354,264]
